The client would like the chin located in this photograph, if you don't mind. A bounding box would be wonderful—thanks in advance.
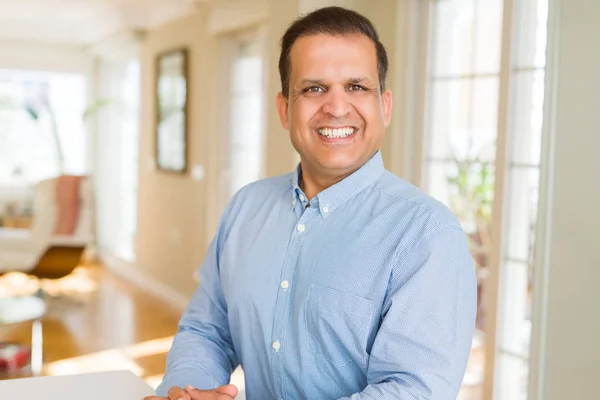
[318,153,362,173]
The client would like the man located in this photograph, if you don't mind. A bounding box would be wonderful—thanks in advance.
[147,6,476,400]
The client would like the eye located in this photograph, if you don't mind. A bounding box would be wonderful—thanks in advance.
[348,84,366,91]
[304,86,325,94]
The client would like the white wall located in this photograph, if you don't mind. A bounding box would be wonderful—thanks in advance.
[537,0,600,398]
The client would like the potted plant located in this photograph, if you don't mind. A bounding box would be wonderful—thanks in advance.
[446,144,495,330]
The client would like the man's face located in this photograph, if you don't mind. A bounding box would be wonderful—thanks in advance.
[277,33,392,179]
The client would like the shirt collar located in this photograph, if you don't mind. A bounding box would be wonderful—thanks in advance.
[291,151,385,217]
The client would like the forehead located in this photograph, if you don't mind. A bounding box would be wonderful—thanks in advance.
[289,34,378,82]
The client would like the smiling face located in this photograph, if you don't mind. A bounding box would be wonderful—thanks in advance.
[277,33,392,182]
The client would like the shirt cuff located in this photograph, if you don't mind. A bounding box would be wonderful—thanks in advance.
[156,367,219,396]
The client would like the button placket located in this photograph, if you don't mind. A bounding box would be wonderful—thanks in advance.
[272,204,316,399]
[270,211,307,399]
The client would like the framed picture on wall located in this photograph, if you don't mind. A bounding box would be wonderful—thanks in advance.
[155,48,188,173]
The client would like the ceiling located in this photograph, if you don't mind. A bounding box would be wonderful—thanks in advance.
[0,0,206,46]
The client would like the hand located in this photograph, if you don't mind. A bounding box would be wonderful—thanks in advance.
[187,384,238,399]
[143,384,238,400]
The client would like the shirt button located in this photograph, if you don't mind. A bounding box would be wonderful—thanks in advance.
[322,206,329,214]
[280,280,289,289]
[299,194,305,202]
[272,341,281,351]
[292,199,296,206]
[296,223,305,232]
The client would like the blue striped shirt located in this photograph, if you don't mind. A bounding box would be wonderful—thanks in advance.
[158,151,477,399]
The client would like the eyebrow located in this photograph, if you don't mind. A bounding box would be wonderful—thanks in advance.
[298,77,375,86]
[348,77,374,85]
[299,79,326,86]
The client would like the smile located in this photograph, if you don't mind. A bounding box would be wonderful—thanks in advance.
[317,127,356,139]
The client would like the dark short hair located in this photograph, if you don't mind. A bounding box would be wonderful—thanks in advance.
[278,6,389,98]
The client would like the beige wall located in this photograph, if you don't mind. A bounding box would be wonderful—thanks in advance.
[537,0,600,397]
[135,1,410,298]
[0,39,92,74]
[137,9,220,297]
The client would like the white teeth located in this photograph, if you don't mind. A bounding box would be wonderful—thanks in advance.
[317,127,356,138]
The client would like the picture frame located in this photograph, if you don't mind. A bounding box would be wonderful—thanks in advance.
[155,48,189,174]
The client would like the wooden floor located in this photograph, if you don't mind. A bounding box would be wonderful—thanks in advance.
[0,264,181,387]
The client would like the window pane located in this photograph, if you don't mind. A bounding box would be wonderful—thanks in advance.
[425,161,454,210]
[432,0,476,77]
[0,70,86,184]
[50,74,87,175]
[496,353,529,400]
[511,70,545,165]
[498,261,532,358]
[428,79,471,160]
[426,159,494,254]
[432,0,503,77]
[428,77,498,162]
[470,77,499,162]
[227,36,265,197]
[473,0,503,74]
[514,0,549,69]
[506,167,540,262]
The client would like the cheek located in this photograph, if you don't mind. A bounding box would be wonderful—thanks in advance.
[353,100,383,127]
[290,98,323,128]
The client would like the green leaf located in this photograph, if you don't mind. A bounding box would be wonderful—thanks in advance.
[25,105,39,120]
[82,98,115,120]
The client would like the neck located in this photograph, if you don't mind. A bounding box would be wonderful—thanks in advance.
[298,164,357,200]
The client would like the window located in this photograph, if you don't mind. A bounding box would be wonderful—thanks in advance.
[0,70,87,185]
[218,30,267,209]
[422,0,549,399]
[95,58,141,262]
[495,1,548,399]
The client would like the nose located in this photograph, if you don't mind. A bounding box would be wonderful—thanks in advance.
[321,86,351,119]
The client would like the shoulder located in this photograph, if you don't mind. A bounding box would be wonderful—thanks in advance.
[371,171,463,235]
[373,172,474,289]
[232,173,294,205]
[221,173,294,220]
[241,172,295,193]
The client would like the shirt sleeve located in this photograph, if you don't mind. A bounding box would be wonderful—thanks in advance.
[156,212,239,395]
[338,225,478,400]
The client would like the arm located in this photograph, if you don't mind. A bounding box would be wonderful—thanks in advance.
[339,226,477,400]
[156,219,238,396]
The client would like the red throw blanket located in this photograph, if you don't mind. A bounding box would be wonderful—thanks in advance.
[53,175,83,235]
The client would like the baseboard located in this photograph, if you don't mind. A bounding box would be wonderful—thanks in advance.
[98,249,189,311]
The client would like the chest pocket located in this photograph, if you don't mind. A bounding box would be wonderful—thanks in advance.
[305,283,375,368]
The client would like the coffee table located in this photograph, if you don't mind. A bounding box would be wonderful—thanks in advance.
[0,294,46,375]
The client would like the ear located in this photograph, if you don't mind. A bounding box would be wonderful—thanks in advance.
[276,92,290,130]
[381,89,393,128]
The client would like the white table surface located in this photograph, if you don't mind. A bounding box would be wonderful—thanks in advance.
[0,370,155,399]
